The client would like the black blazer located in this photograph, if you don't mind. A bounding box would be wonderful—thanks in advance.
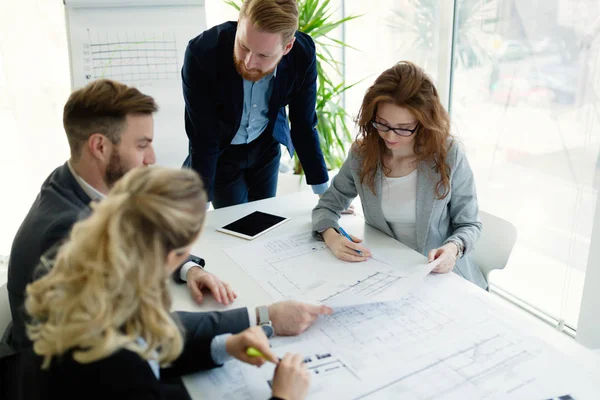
[6,163,249,351]
[20,345,285,400]
[182,21,329,201]
[20,335,217,400]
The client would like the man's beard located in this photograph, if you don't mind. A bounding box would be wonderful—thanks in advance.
[105,150,129,188]
[233,51,277,82]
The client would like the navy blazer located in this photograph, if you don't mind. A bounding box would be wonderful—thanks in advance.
[182,21,329,201]
[19,337,217,400]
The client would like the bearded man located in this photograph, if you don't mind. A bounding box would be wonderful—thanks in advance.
[181,0,329,208]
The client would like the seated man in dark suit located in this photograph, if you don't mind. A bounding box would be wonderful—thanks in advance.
[5,79,332,354]
[182,0,330,208]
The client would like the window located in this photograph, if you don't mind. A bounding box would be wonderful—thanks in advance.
[341,0,600,333]
[343,0,450,122]
[450,0,600,330]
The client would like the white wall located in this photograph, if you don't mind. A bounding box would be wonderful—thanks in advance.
[0,1,239,260]
[0,1,72,257]
[205,1,239,27]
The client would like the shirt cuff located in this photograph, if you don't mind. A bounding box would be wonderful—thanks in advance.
[311,182,329,195]
[180,261,202,282]
[210,333,233,366]
[247,307,256,327]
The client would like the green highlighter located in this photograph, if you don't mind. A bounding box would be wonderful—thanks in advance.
[246,347,279,363]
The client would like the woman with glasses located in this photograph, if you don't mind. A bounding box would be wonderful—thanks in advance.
[21,167,311,399]
[312,61,486,289]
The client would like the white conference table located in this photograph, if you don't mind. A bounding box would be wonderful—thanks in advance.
[170,191,600,398]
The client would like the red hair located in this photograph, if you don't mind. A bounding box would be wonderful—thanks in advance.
[355,61,452,199]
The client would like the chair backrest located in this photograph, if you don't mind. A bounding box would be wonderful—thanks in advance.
[470,210,518,282]
[0,283,11,337]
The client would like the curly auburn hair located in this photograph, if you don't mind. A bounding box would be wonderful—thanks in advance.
[355,61,452,199]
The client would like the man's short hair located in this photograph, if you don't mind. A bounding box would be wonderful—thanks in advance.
[239,0,299,44]
[63,79,158,159]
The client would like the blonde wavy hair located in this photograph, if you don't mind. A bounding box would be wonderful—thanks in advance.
[25,167,207,369]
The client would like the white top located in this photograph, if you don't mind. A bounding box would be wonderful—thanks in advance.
[381,169,418,251]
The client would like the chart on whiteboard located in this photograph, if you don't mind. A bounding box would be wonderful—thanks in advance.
[65,4,207,168]
[82,29,179,85]
[223,231,437,307]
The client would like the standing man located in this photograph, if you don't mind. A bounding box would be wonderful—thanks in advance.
[182,0,329,208]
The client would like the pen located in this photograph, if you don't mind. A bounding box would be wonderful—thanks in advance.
[337,227,364,256]
[246,347,279,363]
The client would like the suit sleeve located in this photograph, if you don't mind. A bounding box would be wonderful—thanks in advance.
[182,44,221,202]
[446,142,482,255]
[160,335,218,379]
[312,151,358,235]
[288,47,329,186]
[171,254,205,284]
[8,216,78,351]
[174,310,250,344]
[162,309,251,378]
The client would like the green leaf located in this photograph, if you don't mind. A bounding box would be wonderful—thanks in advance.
[223,0,241,11]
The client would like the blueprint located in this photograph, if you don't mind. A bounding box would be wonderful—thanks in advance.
[223,231,437,307]
[185,340,362,400]
[184,276,599,399]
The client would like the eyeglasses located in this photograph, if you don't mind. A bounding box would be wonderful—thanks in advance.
[371,120,419,137]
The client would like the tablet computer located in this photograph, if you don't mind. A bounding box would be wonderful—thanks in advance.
[217,211,290,240]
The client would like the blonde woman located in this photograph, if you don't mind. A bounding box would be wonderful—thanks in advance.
[21,167,310,400]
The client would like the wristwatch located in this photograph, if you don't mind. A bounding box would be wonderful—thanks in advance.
[257,306,274,338]
[445,239,464,259]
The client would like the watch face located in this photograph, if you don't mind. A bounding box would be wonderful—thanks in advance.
[261,324,275,339]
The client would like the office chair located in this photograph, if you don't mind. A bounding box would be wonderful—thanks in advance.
[470,210,518,283]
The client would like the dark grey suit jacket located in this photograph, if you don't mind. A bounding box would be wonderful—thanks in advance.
[5,162,250,352]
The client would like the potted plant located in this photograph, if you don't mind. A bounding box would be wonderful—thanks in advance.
[225,0,361,174]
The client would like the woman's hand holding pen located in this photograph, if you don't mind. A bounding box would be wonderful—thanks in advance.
[322,228,372,262]
[231,330,312,400]
[225,327,278,367]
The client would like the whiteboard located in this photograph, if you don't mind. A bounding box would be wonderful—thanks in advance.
[64,0,206,168]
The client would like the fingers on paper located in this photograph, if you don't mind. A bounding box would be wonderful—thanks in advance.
[188,282,205,303]
[339,252,368,262]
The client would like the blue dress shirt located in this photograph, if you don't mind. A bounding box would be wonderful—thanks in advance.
[230,68,328,195]
[230,69,276,145]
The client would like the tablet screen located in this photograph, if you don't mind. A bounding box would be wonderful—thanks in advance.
[220,211,287,238]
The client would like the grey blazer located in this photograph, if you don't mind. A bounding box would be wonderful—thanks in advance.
[312,140,486,289]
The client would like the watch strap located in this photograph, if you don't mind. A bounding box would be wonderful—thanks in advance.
[445,239,464,259]
[257,306,270,325]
